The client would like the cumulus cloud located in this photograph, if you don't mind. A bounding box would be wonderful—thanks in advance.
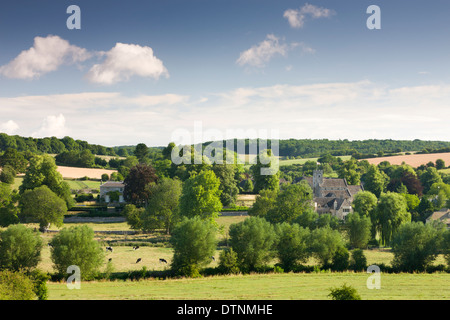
[86,43,169,85]
[237,34,289,68]
[32,114,67,138]
[0,35,91,79]
[0,120,19,135]
[284,3,334,28]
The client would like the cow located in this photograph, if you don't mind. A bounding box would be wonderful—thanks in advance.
[136,258,142,264]
[159,258,167,264]
[106,246,113,252]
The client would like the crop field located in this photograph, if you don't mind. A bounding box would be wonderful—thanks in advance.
[57,166,117,179]
[363,152,450,167]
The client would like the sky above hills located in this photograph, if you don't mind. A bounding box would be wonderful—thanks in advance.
[1,0,450,147]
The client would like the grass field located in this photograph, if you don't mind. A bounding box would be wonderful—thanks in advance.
[46,272,450,300]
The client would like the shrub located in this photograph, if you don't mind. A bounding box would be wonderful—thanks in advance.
[0,224,43,271]
[50,225,105,279]
[218,248,240,275]
[331,246,350,271]
[28,269,49,300]
[229,217,277,272]
[0,270,36,300]
[351,249,367,271]
[328,283,361,300]
[170,217,218,277]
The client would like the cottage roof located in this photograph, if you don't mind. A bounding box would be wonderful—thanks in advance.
[100,181,125,188]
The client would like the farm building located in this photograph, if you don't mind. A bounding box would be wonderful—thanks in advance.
[426,209,450,229]
[298,170,364,220]
[100,181,125,203]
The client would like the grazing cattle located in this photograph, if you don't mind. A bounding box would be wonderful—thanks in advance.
[136,258,142,264]
[133,246,140,250]
[159,258,167,264]
[106,246,113,252]
[108,258,112,262]
[211,256,215,261]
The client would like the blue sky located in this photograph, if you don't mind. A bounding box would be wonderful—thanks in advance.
[1,0,450,147]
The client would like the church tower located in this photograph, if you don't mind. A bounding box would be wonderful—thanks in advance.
[312,170,324,198]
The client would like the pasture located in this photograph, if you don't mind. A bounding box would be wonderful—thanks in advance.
[20,215,447,301]
[46,272,450,300]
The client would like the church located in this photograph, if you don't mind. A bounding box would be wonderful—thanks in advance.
[298,170,364,220]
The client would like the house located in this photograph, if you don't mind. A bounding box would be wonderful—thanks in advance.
[426,208,450,229]
[99,181,125,203]
[298,170,364,220]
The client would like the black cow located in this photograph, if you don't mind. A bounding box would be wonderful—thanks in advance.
[133,246,140,250]
[106,246,113,252]
[159,258,167,264]
[136,258,142,264]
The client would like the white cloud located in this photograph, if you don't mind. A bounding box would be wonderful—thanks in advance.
[237,34,289,68]
[0,120,19,135]
[86,43,169,85]
[1,82,450,146]
[0,35,91,79]
[32,114,67,138]
[284,3,335,29]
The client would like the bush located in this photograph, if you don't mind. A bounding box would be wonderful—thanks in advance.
[170,217,218,277]
[0,270,36,300]
[229,217,277,272]
[0,224,43,271]
[50,225,105,279]
[351,249,367,271]
[328,283,361,300]
[331,246,350,271]
[28,269,49,300]
[218,248,240,275]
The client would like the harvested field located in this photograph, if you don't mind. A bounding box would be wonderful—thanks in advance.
[362,152,450,168]
[57,166,117,179]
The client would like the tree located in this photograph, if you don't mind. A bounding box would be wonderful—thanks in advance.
[122,204,145,230]
[338,159,361,185]
[420,167,443,194]
[50,225,104,279]
[212,164,239,207]
[0,182,19,227]
[247,189,277,218]
[20,155,73,208]
[275,223,311,270]
[0,165,16,184]
[144,177,182,234]
[170,217,217,277]
[229,217,277,272]
[391,221,443,272]
[0,224,43,271]
[351,191,378,237]
[443,229,450,268]
[265,181,314,224]
[308,227,345,266]
[331,246,350,271]
[20,185,68,232]
[0,148,28,173]
[134,143,150,163]
[250,149,280,193]
[346,212,372,249]
[123,163,158,206]
[436,159,446,170]
[362,165,388,197]
[376,192,411,245]
[179,170,222,222]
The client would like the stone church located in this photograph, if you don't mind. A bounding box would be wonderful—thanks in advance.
[298,170,364,220]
